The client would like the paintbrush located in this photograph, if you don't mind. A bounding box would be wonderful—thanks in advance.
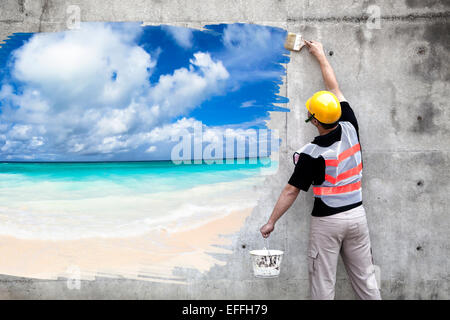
[284,32,306,52]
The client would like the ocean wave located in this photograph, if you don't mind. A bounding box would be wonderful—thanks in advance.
[0,175,264,240]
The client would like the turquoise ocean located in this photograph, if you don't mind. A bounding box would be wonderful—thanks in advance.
[0,159,276,240]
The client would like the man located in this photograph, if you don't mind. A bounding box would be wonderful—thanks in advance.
[260,39,381,300]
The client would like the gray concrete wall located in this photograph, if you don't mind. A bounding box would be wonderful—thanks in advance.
[0,0,449,299]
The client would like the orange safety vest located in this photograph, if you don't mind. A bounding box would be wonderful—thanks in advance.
[293,121,363,207]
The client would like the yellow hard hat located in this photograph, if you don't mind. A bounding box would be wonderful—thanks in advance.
[305,91,341,124]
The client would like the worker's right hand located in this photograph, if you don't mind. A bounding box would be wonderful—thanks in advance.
[304,40,326,60]
[260,222,275,238]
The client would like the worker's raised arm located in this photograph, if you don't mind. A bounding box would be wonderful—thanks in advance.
[304,40,346,102]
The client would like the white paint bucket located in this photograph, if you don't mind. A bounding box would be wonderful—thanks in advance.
[249,249,284,278]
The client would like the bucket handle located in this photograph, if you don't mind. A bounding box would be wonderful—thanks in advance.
[263,237,271,256]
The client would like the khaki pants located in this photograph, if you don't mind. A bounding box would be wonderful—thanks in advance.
[308,205,381,300]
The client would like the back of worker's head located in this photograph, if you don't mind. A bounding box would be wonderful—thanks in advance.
[308,114,339,129]
[305,91,341,129]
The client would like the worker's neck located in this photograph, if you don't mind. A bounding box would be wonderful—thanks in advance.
[317,125,338,136]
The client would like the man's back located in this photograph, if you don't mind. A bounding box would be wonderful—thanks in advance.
[289,102,363,216]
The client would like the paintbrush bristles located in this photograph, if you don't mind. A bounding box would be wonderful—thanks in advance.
[284,33,305,52]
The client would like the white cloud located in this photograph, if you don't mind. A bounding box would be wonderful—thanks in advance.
[29,137,44,148]
[145,145,157,153]
[240,100,257,108]
[9,125,32,140]
[138,117,272,160]
[145,117,198,143]
[148,52,229,120]
[12,23,153,111]
[0,23,230,160]
[222,24,273,67]
[220,23,286,84]
[162,25,194,49]
[223,24,272,51]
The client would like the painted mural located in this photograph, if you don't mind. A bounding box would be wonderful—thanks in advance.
[0,22,288,282]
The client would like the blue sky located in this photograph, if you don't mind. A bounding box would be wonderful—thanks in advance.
[0,22,289,161]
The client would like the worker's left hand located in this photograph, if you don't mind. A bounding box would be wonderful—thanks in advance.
[260,222,274,238]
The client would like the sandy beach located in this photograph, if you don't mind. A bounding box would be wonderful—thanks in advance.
[0,207,253,284]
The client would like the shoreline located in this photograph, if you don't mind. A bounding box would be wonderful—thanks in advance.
[0,175,264,240]
[0,157,271,164]
[0,207,254,284]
